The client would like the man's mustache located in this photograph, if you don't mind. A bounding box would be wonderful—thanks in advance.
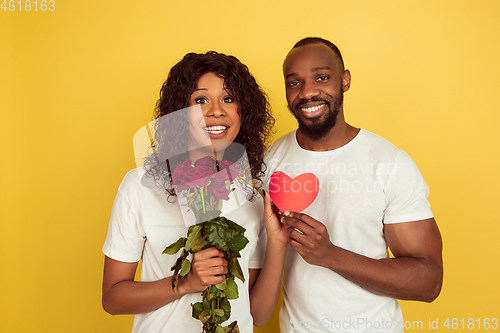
[295,96,330,109]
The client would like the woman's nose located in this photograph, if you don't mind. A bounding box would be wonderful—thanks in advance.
[206,101,226,117]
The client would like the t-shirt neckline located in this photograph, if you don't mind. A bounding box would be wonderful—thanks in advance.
[292,128,365,154]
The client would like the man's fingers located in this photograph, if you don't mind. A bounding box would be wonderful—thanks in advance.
[289,238,305,254]
[283,214,313,236]
[287,211,321,228]
[286,226,307,243]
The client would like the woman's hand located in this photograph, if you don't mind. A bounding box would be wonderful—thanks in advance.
[263,190,290,246]
[176,247,228,294]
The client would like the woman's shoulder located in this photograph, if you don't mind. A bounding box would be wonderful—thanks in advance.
[117,167,172,195]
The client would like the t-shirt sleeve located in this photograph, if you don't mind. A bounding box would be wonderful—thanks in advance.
[383,150,434,224]
[102,176,146,262]
[248,208,267,269]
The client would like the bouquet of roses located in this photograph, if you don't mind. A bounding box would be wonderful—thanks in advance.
[163,156,249,333]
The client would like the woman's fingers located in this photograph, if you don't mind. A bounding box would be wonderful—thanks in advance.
[189,247,228,287]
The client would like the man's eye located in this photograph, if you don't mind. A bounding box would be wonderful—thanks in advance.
[195,97,208,104]
[317,75,329,81]
[288,81,300,87]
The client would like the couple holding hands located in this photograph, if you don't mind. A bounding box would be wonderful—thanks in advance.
[102,37,443,333]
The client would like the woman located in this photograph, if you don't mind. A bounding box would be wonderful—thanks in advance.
[102,52,289,332]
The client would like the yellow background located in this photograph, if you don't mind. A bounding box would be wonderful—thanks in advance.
[1,0,499,332]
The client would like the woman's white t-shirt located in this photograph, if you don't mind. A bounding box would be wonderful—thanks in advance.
[103,168,266,333]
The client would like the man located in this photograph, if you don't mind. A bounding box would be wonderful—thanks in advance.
[263,37,443,332]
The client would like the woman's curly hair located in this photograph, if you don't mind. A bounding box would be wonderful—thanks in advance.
[143,51,274,199]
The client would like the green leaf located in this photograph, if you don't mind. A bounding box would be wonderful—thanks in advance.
[216,326,232,333]
[198,311,210,324]
[225,278,239,300]
[229,234,249,252]
[220,297,231,322]
[229,249,241,258]
[192,302,203,319]
[162,237,186,255]
[185,225,203,251]
[206,222,229,251]
[170,249,189,271]
[180,258,191,276]
[213,309,224,317]
[228,257,245,282]
[170,249,189,289]
[202,296,211,314]
[215,220,233,244]
[190,233,208,252]
[229,321,240,333]
[215,279,227,291]
[171,273,178,290]
[224,218,246,234]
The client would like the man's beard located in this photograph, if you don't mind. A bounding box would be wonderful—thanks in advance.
[288,90,344,141]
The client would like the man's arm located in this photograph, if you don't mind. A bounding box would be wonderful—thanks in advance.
[283,212,443,302]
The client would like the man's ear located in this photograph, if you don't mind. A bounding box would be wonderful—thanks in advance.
[342,69,351,92]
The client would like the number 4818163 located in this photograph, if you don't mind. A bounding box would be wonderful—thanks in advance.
[1,0,55,11]
[443,318,498,329]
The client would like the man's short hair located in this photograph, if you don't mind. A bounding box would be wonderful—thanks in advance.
[292,37,345,70]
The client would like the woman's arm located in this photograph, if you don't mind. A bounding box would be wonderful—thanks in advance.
[248,191,289,326]
[102,247,228,315]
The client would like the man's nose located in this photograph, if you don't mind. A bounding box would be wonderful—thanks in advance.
[299,80,320,100]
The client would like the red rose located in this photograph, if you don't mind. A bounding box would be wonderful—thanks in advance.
[171,160,193,191]
[194,156,217,169]
[218,160,242,180]
[172,159,217,191]
[183,166,216,188]
[207,172,230,200]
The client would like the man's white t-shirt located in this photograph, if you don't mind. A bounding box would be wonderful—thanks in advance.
[103,168,266,333]
[263,129,433,333]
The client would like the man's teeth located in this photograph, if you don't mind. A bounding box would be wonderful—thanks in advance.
[301,105,324,113]
[205,126,227,134]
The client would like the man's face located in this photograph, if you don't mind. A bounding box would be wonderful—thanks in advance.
[283,43,350,140]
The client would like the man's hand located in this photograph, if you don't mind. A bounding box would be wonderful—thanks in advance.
[282,211,334,267]
[283,213,443,302]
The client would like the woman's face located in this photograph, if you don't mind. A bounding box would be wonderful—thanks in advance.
[187,72,241,160]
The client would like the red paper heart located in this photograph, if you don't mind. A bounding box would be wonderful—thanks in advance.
[269,171,319,212]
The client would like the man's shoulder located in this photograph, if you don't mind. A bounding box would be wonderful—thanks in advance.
[359,129,399,150]
[355,129,407,158]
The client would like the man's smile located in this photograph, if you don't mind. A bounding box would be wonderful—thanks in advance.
[297,102,328,119]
